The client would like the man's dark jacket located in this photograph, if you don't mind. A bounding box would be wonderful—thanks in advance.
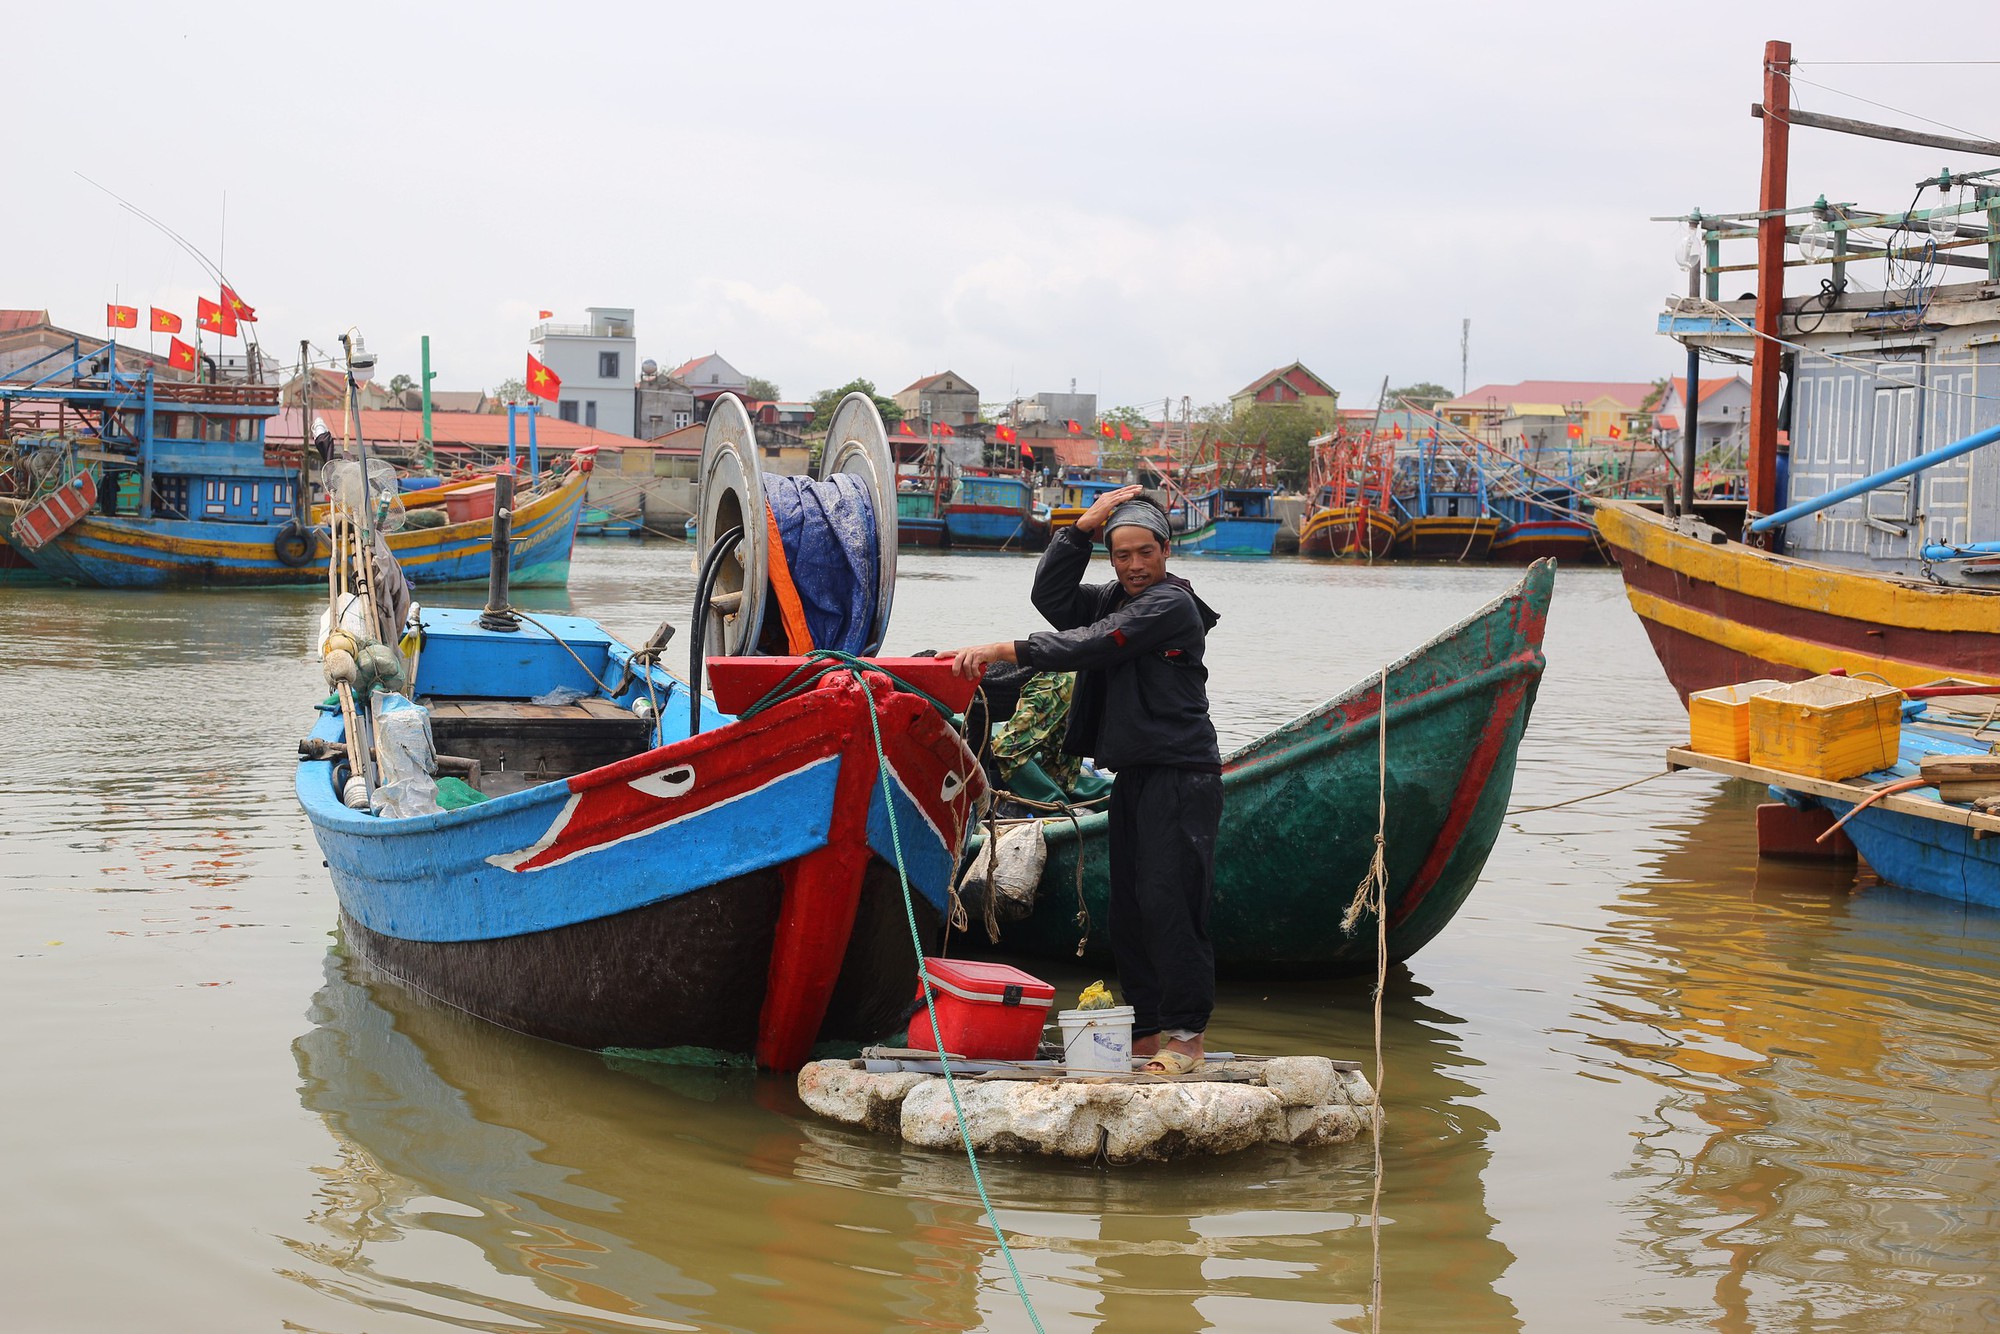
[1012,524,1221,771]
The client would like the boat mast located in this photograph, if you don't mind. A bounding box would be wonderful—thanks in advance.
[1746,38,1793,534]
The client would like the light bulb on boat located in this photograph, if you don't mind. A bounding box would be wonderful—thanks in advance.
[1675,229,1703,272]
[1929,195,1958,242]
[1798,221,1833,261]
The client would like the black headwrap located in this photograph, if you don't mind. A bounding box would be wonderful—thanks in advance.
[1103,497,1171,545]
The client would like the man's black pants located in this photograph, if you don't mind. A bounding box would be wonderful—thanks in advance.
[1106,764,1223,1038]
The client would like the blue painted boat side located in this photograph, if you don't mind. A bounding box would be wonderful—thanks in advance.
[300,746,843,942]
[1180,515,1279,556]
[866,767,955,909]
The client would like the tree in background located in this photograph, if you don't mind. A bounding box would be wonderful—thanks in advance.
[744,376,781,402]
[1387,382,1453,410]
[1215,403,1322,490]
[809,378,903,430]
[492,376,527,404]
[388,373,415,397]
[1101,404,1151,430]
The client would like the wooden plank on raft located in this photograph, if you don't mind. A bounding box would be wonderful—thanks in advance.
[1667,747,2000,833]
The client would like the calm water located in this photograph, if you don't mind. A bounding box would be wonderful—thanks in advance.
[4,547,1999,1332]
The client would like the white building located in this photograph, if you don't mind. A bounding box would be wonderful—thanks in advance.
[530,307,637,436]
[1657,373,1753,455]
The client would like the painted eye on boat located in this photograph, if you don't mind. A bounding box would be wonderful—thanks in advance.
[941,772,966,803]
[631,765,696,799]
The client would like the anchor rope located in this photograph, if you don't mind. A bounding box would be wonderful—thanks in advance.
[1340,665,1390,1334]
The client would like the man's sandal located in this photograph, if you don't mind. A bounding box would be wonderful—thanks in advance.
[1142,1050,1204,1076]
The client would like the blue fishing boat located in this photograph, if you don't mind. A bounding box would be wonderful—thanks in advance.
[1393,437,1501,560]
[1176,484,1281,556]
[297,395,983,1070]
[944,472,1048,550]
[0,339,584,588]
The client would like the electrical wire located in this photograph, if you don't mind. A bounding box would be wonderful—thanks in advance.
[1781,70,1997,144]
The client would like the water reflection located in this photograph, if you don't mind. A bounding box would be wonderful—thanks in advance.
[290,946,1523,1331]
[1591,783,2000,1329]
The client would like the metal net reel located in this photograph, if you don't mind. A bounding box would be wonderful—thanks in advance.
[692,391,900,660]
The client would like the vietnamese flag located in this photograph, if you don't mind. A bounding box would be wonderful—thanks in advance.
[940,422,955,437]
[897,419,915,436]
[1065,419,1080,434]
[1100,420,1114,439]
[1608,423,1625,440]
[220,284,257,323]
[107,303,138,329]
[538,309,554,320]
[996,424,1016,444]
[1566,423,1583,439]
[150,308,182,334]
[1019,440,1034,457]
[167,337,198,371]
[526,353,562,401]
[196,295,237,336]
[1118,422,1133,443]
[1392,423,1405,440]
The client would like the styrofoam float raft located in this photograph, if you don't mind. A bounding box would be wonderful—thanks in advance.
[797,1053,1378,1163]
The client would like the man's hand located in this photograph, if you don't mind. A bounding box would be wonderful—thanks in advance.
[1074,483,1145,536]
[950,641,1017,679]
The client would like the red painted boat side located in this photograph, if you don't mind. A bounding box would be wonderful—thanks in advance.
[1489,522,1608,564]
[1299,507,1401,558]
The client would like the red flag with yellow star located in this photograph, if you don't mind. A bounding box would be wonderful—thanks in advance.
[219,284,257,324]
[107,304,138,329]
[167,337,198,372]
[196,296,237,337]
[526,353,561,401]
[150,308,182,334]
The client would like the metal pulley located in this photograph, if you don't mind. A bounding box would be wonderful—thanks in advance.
[818,391,898,653]
[696,394,768,656]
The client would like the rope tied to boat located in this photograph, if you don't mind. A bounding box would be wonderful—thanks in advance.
[1339,665,1390,1334]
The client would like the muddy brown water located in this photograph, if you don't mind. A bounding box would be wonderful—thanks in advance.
[4,548,1998,1331]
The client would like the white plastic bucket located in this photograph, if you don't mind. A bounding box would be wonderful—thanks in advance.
[1057,1005,1134,1072]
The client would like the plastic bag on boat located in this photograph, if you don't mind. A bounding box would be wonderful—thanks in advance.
[957,821,1048,927]
[532,684,590,707]
[370,692,441,819]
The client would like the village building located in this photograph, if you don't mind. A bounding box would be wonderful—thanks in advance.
[1012,390,1097,432]
[1230,362,1341,425]
[531,308,638,436]
[635,360,698,440]
[894,372,980,429]
[1653,374,1753,455]
[1438,380,1657,448]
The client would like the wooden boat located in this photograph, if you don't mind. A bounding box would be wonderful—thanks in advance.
[1298,504,1404,558]
[944,473,1048,550]
[1490,516,1608,564]
[979,559,1554,973]
[0,343,584,588]
[297,628,984,1070]
[896,488,949,548]
[1600,40,2000,700]
[1047,476,1124,532]
[300,393,968,1072]
[1397,514,1502,560]
[1597,499,2000,696]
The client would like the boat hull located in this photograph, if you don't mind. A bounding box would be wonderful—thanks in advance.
[1594,499,2000,700]
[899,516,948,548]
[1396,515,1501,561]
[300,650,981,1070]
[1298,506,1403,558]
[1490,519,1608,564]
[0,471,586,589]
[1177,515,1280,557]
[980,561,1554,973]
[944,505,1047,550]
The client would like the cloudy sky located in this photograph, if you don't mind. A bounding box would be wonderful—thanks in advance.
[14,3,2000,417]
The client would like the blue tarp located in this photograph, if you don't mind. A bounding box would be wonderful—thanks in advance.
[762,473,878,654]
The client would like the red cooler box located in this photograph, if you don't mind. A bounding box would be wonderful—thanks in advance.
[905,958,1055,1060]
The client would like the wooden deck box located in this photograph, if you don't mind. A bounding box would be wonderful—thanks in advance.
[1747,675,1903,781]
[1688,679,1787,761]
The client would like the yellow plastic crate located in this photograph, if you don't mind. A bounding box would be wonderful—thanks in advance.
[1688,679,1787,761]
[1746,675,1904,781]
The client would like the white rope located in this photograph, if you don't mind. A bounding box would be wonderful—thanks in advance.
[1340,664,1390,1334]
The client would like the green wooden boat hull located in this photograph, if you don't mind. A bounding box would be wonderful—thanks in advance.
[983,559,1554,975]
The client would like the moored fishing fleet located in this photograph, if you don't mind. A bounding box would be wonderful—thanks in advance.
[12,30,2000,1091]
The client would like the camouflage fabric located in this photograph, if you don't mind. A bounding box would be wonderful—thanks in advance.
[989,670,1082,792]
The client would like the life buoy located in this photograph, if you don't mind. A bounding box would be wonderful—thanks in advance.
[274,520,320,568]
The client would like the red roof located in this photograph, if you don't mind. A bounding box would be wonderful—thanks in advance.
[1445,380,1656,412]
[1234,362,1336,400]
[268,407,642,450]
[899,370,974,395]
[1668,376,1740,407]
[0,309,48,332]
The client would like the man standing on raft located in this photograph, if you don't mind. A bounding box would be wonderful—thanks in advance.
[951,484,1223,1073]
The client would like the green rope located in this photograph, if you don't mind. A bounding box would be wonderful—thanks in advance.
[837,661,1046,1334]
